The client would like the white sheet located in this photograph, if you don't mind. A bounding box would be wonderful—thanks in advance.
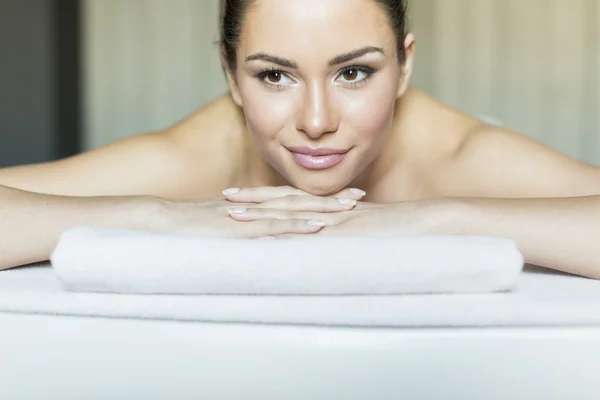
[1,263,599,327]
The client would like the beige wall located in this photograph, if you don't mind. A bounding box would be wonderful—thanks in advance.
[83,0,226,149]
[409,0,600,164]
[83,0,600,164]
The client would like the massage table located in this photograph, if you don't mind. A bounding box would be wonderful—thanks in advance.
[2,313,600,399]
[1,262,600,399]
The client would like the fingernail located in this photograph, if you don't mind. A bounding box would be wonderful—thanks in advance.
[228,207,247,214]
[350,188,366,196]
[258,236,276,240]
[223,188,240,195]
[338,198,357,206]
[307,220,325,227]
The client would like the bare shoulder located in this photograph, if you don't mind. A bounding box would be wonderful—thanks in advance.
[434,124,600,198]
[0,94,247,200]
[169,93,246,153]
[165,93,249,196]
[160,93,251,197]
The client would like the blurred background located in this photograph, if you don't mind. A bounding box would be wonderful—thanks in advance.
[1,0,598,167]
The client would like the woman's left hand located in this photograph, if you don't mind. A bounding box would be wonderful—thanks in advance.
[223,186,454,237]
[318,200,455,237]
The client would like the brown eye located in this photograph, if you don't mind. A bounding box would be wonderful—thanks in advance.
[267,71,282,83]
[342,69,358,81]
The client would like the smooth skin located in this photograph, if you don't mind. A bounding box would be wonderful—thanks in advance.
[1,0,600,277]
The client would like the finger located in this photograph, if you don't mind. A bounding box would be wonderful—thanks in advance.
[266,234,298,239]
[228,207,345,225]
[222,186,367,203]
[312,223,361,236]
[258,195,357,212]
[272,225,349,239]
[327,188,366,200]
[222,186,305,203]
[241,218,326,238]
[269,231,327,239]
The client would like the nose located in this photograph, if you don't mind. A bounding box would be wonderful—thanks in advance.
[296,82,339,139]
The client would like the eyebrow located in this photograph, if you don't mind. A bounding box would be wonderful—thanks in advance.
[245,53,297,68]
[328,46,384,66]
[245,46,384,69]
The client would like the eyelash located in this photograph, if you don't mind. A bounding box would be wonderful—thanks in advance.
[255,65,376,90]
[255,67,289,90]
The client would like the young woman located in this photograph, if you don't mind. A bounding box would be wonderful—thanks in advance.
[1,0,599,278]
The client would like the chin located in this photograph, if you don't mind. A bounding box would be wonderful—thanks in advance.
[284,170,352,196]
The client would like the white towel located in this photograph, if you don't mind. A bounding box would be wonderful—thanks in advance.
[1,264,600,327]
[50,226,523,295]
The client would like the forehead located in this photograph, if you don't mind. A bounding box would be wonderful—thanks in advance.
[239,0,396,60]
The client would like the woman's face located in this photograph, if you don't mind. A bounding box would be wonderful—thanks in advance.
[228,0,414,195]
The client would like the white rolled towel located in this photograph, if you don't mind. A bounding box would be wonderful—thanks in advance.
[50,226,524,295]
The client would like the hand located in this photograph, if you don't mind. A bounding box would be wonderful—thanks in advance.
[222,185,366,232]
[314,200,452,237]
[222,185,366,204]
[225,191,453,238]
[147,190,361,238]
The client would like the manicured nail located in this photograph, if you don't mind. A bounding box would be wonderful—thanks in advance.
[349,188,366,196]
[223,188,240,195]
[228,207,247,214]
[307,220,325,227]
[338,198,357,206]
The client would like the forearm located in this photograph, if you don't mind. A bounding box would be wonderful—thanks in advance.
[443,195,600,278]
[0,185,156,270]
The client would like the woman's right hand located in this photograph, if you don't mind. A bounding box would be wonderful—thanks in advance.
[149,195,358,238]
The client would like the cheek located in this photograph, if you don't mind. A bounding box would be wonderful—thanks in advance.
[340,76,398,140]
[238,83,293,143]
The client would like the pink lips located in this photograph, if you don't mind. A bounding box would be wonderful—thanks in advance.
[287,146,349,170]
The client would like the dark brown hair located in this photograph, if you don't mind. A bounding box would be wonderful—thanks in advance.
[219,0,409,71]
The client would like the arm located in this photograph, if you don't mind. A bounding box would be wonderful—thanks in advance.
[0,94,242,270]
[0,132,207,199]
[439,126,600,278]
[0,185,157,270]
[0,132,182,270]
[0,94,240,199]
[0,131,191,270]
[443,195,600,278]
